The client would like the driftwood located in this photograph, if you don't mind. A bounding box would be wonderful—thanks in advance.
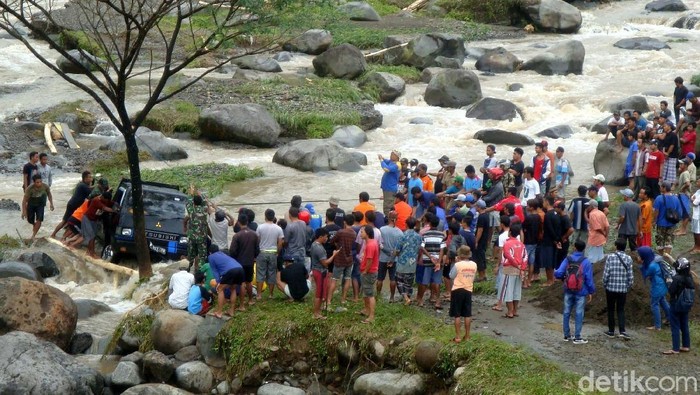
[364,42,408,59]
[45,237,138,277]
[44,123,58,154]
[403,0,429,12]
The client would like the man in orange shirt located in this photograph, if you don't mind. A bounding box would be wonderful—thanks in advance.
[418,163,434,192]
[353,192,375,226]
[393,192,412,231]
[637,187,653,248]
[586,200,609,263]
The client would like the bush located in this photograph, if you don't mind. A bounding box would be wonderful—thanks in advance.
[691,74,700,87]
[364,64,422,83]
[142,101,201,137]
[58,30,106,58]
[437,0,521,23]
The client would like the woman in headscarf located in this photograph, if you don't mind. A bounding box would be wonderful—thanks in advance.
[663,257,694,355]
[637,246,671,331]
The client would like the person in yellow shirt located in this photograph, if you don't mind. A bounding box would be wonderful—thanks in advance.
[353,192,375,226]
[449,245,477,343]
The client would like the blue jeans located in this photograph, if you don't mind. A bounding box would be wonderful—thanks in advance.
[650,294,671,329]
[670,310,690,351]
[525,244,536,266]
[563,292,586,339]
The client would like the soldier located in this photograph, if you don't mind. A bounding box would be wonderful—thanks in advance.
[184,185,209,272]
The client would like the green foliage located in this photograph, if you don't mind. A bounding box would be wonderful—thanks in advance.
[105,313,155,355]
[692,74,700,87]
[141,101,201,137]
[274,109,362,139]
[0,235,22,261]
[365,64,422,83]
[472,277,497,295]
[38,100,96,126]
[93,151,151,188]
[58,30,105,58]
[437,0,520,23]
[366,0,400,16]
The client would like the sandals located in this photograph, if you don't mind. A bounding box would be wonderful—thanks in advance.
[662,350,680,355]
[361,319,374,324]
[503,314,514,319]
[680,347,691,352]
[452,337,462,344]
[491,306,503,312]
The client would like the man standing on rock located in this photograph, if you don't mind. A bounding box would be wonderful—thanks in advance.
[21,174,54,242]
[673,76,689,126]
[21,151,39,191]
[617,189,640,252]
[229,214,260,308]
[379,150,401,217]
[645,140,664,199]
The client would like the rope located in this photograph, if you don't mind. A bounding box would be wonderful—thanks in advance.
[209,197,384,208]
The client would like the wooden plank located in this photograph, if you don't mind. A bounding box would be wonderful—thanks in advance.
[44,123,58,154]
[59,122,80,149]
[45,237,138,277]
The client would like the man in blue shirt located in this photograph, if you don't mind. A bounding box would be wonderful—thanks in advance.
[461,165,482,194]
[188,271,213,316]
[379,150,401,217]
[653,182,682,255]
[208,244,245,319]
[554,240,596,344]
[411,187,436,219]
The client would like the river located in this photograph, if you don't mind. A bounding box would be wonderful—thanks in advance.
[0,0,697,324]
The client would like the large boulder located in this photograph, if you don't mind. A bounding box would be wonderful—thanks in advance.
[646,0,688,11]
[234,56,282,73]
[18,251,60,278]
[536,125,574,139]
[414,340,441,373]
[475,47,522,73]
[273,140,363,172]
[474,129,535,146]
[338,1,381,21]
[196,315,227,368]
[0,332,103,394]
[112,361,145,387]
[150,310,203,355]
[175,361,213,393]
[465,97,523,121]
[673,12,700,29]
[590,116,610,134]
[198,104,282,147]
[285,29,332,55]
[520,0,582,33]
[353,370,426,395]
[144,350,176,383]
[420,67,445,83]
[522,39,584,76]
[258,383,306,395]
[56,49,106,74]
[92,121,121,137]
[402,33,465,69]
[0,277,77,350]
[593,139,629,186]
[74,299,112,319]
[424,69,482,108]
[312,44,367,79]
[102,127,188,161]
[607,95,650,113]
[331,125,367,148]
[613,37,670,51]
[0,261,42,281]
[359,72,406,103]
[122,384,193,395]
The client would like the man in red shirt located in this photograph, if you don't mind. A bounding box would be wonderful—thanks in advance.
[680,123,697,157]
[501,226,528,318]
[644,139,664,199]
[393,192,413,231]
[359,225,379,324]
[83,192,115,259]
[532,142,550,194]
[482,186,524,222]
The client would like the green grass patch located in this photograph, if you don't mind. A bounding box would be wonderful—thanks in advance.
[366,0,400,16]
[692,74,700,88]
[437,0,521,24]
[365,64,422,83]
[105,313,155,355]
[232,77,369,104]
[0,235,22,261]
[58,30,106,58]
[92,151,151,189]
[38,100,97,127]
[274,109,362,139]
[141,100,201,137]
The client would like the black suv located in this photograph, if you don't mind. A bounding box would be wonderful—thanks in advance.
[102,179,189,262]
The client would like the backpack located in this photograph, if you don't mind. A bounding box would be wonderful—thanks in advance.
[656,259,676,285]
[564,255,585,292]
[674,287,695,313]
[663,195,681,224]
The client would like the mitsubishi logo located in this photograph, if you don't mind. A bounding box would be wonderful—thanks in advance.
[155,222,162,228]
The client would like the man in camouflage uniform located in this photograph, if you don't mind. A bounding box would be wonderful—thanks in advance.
[185,186,209,272]
[500,159,515,191]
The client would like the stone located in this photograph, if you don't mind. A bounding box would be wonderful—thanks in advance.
[338,1,381,21]
[199,103,282,147]
[122,351,144,365]
[336,341,360,368]
[273,51,293,62]
[410,117,433,125]
[273,140,363,173]
[92,121,121,137]
[453,366,466,380]
[475,47,522,73]
[150,309,203,355]
[519,0,582,33]
[0,198,20,211]
[234,55,282,73]
[0,332,103,394]
[112,361,145,387]
[607,95,650,113]
[174,345,201,362]
[370,340,385,362]
[0,261,42,281]
[175,361,213,393]
[122,384,192,395]
[522,39,585,75]
[215,380,230,394]
[402,33,465,70]
[101,127,188,161]
[590,117,610,135]
[414,340,441,373]
[257,383,305,395]
[645,0,688,12]
[196,315,227,368]
[350,151,368,166]
[293,360,310,374]
[613,37,670,51]
[285,29,332,55]
[331,125,367,148]
[69,332,93,354]
[424,69,482,108]
[673,12,700,29]
[359,72,406,103]
[433,55,462,69]
[56,49,107,74]
[353,370,426,395]
[465,46,486,59]
[642,90,664,97]
[119,327,142,354]
[536,125,574,139]
[359,104,383,130]
[465,97,523,121]
[382,35,411,66]
[474,129,535,146]
[74,299,112,319]
[55,113,81,134]
[313,44,367,79]
[508,83,524,92]
[593,139,629,186]
[0,277,77,350]
[144,350,175,383]
[14,121,45,132]
[18,251,60,278]
[230,377,243,393]
[420,67,445,83]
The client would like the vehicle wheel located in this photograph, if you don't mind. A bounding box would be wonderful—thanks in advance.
[101,244,120,263]
[149,252,164,264]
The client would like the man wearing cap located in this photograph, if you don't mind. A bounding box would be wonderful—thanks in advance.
[675,158,693,236]
[379,150,401,217]
[604,111,626,148]
[438,174,463,209]
[586,199,609,263]
[617,189,640,251]
[687,153,697,183]
[431,155,450,193]
[653,182,682,254]
[441,161,457,193]
[644,139,664,199]
[329,196,345,228]
[553,147,570,199]
[592,174,609,209]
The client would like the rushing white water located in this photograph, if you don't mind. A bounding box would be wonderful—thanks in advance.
[0,0,699,316]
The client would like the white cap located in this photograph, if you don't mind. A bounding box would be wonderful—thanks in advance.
[592,174,606,182]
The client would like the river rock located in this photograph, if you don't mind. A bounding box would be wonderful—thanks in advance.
[14,121,44,132]
[102,127,188,161]
[285,29,332,55]
[112,361,144,387]
[359,72,405,103]
[466,46,486,59]
[402,33,465,69]
[293,360,310,374]
[593,139,628,186]
[122,351,144,366]
[353,370,426,395]
[433,55,462,69]
[174,345,201,362]
[410,117,433,125]
[519,0,582,33]
[646,0,688,11]
[508,83,524,92]
[0,198,20,210]
[56,49,106,74]
[475,47,522,73]
[338,1,381,21]
[536,125,574,139]
[420,67,445,83]
[313,44,367,79]
[74,299,112,319]
[331,125,367,148]
[522,40,585,75]
[454,366,466,380]
[273,51,293,62]
[0,261,42,281]
[69,332,93,354]
[119,326,143,353]
[234,55,282,73]
[93,121,121,137]
[199,103,282,147]
[0,332,103,394]
[607,95,650,113]
[144,350,175,383]
[273,139,363,172]
[424,69,482,108]
[359,104,383,130]
[243,362,270,387]
[196,315,227,368]
[122,384,193,395]
[590,116,610,134]
[613,37,670,51]
[414,340,441,373]
[381,35,410,66]
[175,361,213,393]
[0,277,77,350]
[350,151,368,166]
[257,383,305,395]
[336,340,360,368]
[150,310,203,355]
[673,12,700,29]
[18,251,60,278]
[474,129,535,146]
[465,97,523,121]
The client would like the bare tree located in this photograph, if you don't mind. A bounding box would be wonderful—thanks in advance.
[0,0,312,277]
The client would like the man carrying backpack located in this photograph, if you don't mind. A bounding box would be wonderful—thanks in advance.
[663,257,694,354]
[637,246,671,331]
[653,182,682,255]
[602,239,634,340]
[554,240,595,344]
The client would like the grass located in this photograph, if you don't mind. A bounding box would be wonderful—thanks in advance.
[141,101,201,137]
[437,0,521,24]
[364,64,422,84]
[105,313,155,354]
[692,74,700,88]
[0,235,22,261]
[38,100,97,127]
[274,109,362,139]
[58,30,106,59]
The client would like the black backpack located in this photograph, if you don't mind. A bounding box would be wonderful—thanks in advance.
[564,255,585,292]
[674,287,695,313]
[663,195,681,224]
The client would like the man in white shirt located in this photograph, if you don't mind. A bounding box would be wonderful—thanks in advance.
[603,111,626,148]
[521,166,540,206]
[37,153,52,187]
[168,263,194,310]
[207,206,233,252]
[592,174,609,209]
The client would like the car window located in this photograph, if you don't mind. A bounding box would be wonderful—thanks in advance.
[127,189,187,220]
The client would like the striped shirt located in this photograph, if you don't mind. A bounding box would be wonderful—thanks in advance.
[421,229,446,266]
[567,197,588,231]
[603,252,634,293]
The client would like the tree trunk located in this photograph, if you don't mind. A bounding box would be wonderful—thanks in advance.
[123,131,152,278]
